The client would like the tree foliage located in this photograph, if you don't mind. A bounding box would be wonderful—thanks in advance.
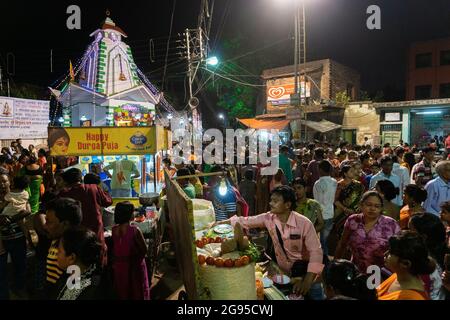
[205,36,266,122]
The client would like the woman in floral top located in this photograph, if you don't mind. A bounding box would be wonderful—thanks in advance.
[293,178,324,233]
[335,191,400,273]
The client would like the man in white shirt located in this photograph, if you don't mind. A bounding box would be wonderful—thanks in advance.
[313,160,337,257]
[392,155,410,206]
[423,161,450,216]
[369,155,402,206]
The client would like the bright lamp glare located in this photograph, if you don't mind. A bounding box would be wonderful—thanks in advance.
[415,111,442,115]
[218,178,227,196]
[206,56,219,66]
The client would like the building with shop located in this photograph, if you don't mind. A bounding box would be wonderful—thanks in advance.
[373,98,450,147]
[341,38,450,147]
[257,59,360,142]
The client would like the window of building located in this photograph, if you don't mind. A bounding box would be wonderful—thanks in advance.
[415,85,432,99]
[440,50,450,66]
[439,83,450,98]
[415,53,432,68]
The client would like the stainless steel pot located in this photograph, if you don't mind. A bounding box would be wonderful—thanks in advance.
[139,192,159,206]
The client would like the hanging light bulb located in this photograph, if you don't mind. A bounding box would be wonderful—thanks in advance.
[218,178,227,197]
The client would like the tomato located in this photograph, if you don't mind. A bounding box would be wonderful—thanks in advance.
[224,259,234,268]
[196,240,204,248]
[206,257,215,265]
[214,258,224,268]
[202,238,209,246]
[198,255,206,265]
[234,259,243,267]
[240,255,250,265]
[208,237,215,244]
[215,237,222,243]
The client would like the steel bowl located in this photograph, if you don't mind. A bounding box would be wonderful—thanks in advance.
[139,192,159,206]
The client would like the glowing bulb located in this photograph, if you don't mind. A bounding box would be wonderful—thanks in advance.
[218,178,227,196]
[206,56,219,66]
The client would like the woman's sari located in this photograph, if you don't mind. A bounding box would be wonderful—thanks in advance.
[28,177,42,214]
[327,180,365,256]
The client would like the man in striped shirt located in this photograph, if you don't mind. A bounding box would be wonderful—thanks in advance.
[44,198,82,298]
[206,166,238,221]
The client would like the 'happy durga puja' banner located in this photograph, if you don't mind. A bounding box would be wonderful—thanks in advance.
[47,127,159,156]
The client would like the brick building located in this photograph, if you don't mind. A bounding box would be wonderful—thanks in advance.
[256,59,360,142]
[370,38,450,147]
[261,58,360,114]
[406,38,450,100]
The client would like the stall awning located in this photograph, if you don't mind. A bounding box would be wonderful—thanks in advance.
[300,119,341,133]
[237,118,290,130]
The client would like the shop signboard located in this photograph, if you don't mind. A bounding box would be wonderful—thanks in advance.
[48,126,157,156]
[267,79,311,106]
[267,78,310,107]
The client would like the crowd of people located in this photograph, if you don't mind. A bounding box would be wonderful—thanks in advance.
[0,139,149,300]
[0,136,449,300]
[171,138,450,300]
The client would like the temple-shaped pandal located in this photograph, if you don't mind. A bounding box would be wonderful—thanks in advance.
[52,14,175,127]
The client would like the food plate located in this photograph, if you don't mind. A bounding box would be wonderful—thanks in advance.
[213,224,233,234]
[262,277,273,288]
[272,274,291,285]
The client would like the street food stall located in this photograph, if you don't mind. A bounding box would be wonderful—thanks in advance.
[48,125,171,280]
[164,170,289,300]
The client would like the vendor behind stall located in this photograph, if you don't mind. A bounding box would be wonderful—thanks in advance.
[214,185,324,298]
[103,156,140,198]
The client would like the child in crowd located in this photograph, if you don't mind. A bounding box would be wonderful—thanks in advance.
[112,201,150,300]
[1,175,31,239]
[323,259,377,300]
[56,227,104,300]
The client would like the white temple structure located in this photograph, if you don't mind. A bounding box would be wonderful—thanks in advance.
[54,15,175,127]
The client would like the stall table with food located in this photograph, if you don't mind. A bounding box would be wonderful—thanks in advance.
[165,170,302,300]
[195,223,303,300]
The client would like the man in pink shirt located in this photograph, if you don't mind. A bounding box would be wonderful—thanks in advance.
[215,185,324,297]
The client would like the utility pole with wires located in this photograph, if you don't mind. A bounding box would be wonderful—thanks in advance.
[179,0,215,137]
[292,1,307,142]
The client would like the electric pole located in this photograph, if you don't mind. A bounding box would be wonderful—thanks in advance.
[180,0,214,140]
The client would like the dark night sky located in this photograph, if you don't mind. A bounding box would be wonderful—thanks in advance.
[2,0,450,125]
